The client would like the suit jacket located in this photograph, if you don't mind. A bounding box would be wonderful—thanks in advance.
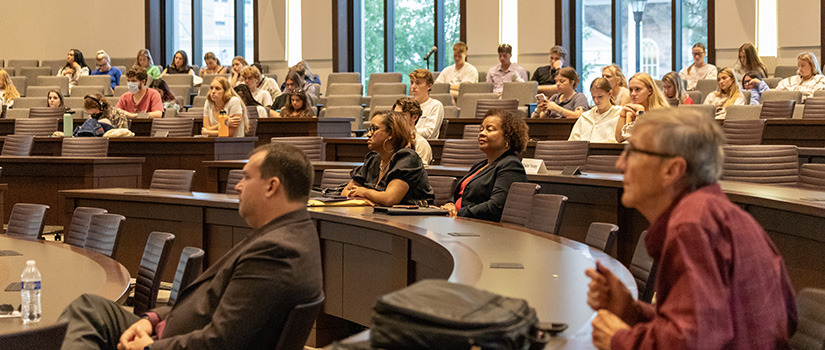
[150,209,323,349]
[453,150,527,222]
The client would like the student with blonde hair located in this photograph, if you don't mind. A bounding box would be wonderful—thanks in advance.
[434,42,479,100]
[703,68,745,119]
[602,64,630,105]
[90,50,122,90]
[662,71,693,106]
[678,43,717,90]
[569,77,622,143]
[615,72,669,142]
[732,43,768,83]
[202,76,249,137]
[241,65,280,104]
[0,69,20,108]
[776,52,825,101]
[199,52,227,77]
[230,56,249,87]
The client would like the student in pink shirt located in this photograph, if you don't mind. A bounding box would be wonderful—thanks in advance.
[116,67,164,118]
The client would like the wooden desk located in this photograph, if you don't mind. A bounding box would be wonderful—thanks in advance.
[255,118,353,147]
[762,119,825,147]
[0,236,130,334]
[0,137,255,192]
[443,118,577,140]
[57,188,635,348]
[0,156,143,224]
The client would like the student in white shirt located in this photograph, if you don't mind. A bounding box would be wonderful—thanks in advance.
[434,42,478,101]
[678,43,718,91]
[703,68,745,119]
[776,52,825,102]
[409,69,445,139]
[393,97,432,166]
[569,77,621,143]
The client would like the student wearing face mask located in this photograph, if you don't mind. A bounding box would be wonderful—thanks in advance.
[115,68,164,118]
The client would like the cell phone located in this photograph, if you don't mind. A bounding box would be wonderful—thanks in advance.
[535,93,548,102]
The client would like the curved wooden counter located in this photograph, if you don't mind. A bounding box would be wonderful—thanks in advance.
[0,236,131,334]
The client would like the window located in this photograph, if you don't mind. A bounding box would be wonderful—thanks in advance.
[173,0,193,64]
[641,39,659,77]
[166,0,255,68]
[394,0,435,87]
[443,0,461,67]
[681,0,709,69]
[582,0,613,103]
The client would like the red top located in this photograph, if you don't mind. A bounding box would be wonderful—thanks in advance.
[455,166,485,210]
[611,184,796,349]
[116,88,164,113]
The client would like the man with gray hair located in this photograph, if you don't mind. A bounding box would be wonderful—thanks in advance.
[585,109,797,349]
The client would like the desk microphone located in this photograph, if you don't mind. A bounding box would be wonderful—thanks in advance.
[424,46,437,60]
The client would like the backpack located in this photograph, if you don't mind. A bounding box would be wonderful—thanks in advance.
[73,118,114,137]
[367,279,562,350]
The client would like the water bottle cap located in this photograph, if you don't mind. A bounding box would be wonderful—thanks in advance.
[26,260,35,266]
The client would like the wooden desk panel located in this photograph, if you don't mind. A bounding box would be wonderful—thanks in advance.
[254,118,353,147]
[443,118,577,140]
[0,156,143,224]
[762,119,825,147]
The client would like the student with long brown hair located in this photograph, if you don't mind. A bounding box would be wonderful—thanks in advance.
[733,43,768,83]
[615,72,669,142]
[662,71,693,106]
[531,67,588,119]
[678,43,717,90]
[703,68,745,119]
[198,52,227,77]
[0,69,20,108]
[230,56,249,87]
[569,78,622,143]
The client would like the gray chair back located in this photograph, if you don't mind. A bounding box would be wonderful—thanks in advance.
[327,72,361,90]
[34,76,69,95]
[274,294,325,350]
[62,137,109,157]
[686,90,702,104]
[150,169,196,191]
[366,73,402,96]
[63,207,108,247]
[5,203,49,240]
[151,118,194,137]
[368,94,405,114]
[802,97,825,119]
[271,136,324,161]
[524,194,568,235]
[798,164,825,191]
[762,90,803,104]
[722,145,799,185]
[14,118,57,136]
[584,222,619,253]
[324,95,363,108]
[457,82,493,97]
[64,97,85,109]
[13,97,46,109]
[10,76,27,96]
[724,105,762,120]
[133,232,175,315]
[372,82,407,96]
[501,81,538,105]
[168,246,205,305]
[759,100,796,119]
[773,65,797,78]
[161,74,194,87]
[790,288,825,350]
[428,176,457,206]
[462,124,480,139]
[83,213,126,257]
[431,83,450,94]
[585,155,621,173]
[40,59,67,73]
[499,182,540,226]
[694,79,718,101]
[764,77,782,89]
[0,320,68,350]
[534,141,589,171]
[1,134,34,156]
[320,169,353,190]
[77,75,114,93]
[630,230,657,303]
[440,139,486,167]
[326,83,364,96]
[323,106,364,131]
[202,74,229,86]
[457,93,498,118]
[225,169,244,194]
[722,119,766,145]
[192,96,207,108]
[26,86,60,99]
[21,67,53,83]
[29,107,64,119]
[429,93,454,106]
[476,99,518,119]
[443,105,458,119]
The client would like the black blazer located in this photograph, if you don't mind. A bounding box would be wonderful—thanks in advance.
[452,150,527,222]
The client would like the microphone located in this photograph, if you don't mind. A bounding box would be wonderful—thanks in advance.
[424,46,437,60]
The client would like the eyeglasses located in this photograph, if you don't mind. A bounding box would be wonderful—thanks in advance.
[620,142,676,160]
[692,51,705,56]
[366,125,386,136]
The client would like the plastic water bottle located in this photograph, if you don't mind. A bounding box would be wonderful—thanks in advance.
[21,260,41,324]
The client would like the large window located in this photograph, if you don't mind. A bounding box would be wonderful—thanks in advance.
[394,0,435,86]
[167,0,255,68]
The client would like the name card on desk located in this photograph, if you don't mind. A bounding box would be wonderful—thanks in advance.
[522,158,548,174]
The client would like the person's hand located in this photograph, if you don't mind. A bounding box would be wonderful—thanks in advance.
[552,60,563,70]
[585,261,637,323]
[228,115,242,128]
[546,101,562,113]
[441,202,457,217]
[118,318,153,350]
[347,186,370,199]
[748,78,762,90]
[536,99,549,112]
[592,309,631,350]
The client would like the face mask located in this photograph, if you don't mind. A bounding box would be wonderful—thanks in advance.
[127,82,140,94]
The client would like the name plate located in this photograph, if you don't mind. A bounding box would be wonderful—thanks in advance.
[521,158,548,175]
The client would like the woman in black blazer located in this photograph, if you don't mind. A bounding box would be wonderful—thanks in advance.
[441,109,529,221]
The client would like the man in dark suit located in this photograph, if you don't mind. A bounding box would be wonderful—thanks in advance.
[59,142,323,350]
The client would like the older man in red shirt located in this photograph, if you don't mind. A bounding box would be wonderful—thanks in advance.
[585,109,797,349]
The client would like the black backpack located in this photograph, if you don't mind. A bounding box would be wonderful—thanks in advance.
[366,279,564,350]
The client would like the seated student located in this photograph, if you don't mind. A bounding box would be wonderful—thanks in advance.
[602,64,631,106]
[161,50,197,76]
[569,78,622,143]
[279,90,314,118]
[47,89,65,108]
[230,56,249,87]
[60,142,323,350]
[533,45,568,96]
[393,97,433,165]
[234,84,273,119]
[776,52,825,102]
[409,68,445,139]
[441,109,528,222]
[57,49,91,91]
[703,68,745,119]
[198,52,227,77]
[241,66,274,107]
[678,43,717,91]
[90,50,122,90]
[487,44,527,95]
[272,72,315,112]
[116,68,163,118]
[202,77,250,137]
[83,93,129,129]
[281,60,320,97]
[742,70,770,105]
[733,43,769,83]
[341,110,434,206]
[531,67,588,119]
[615,72,669,143]
[434,42,479,100]
[662,71,693,106]
[0,69,20,108]
[149,79,181,112]
[133,49,161,79]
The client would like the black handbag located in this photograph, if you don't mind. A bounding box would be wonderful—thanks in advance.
[368,279,564,350]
